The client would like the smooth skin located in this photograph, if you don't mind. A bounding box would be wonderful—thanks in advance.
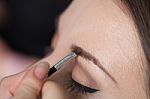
[0,0,148,99]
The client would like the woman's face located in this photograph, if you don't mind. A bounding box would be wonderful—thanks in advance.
[44,0,147,99]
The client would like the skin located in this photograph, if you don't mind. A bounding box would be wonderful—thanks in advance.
[0,0,148,99]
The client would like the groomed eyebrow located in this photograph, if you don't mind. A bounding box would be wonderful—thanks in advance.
[71,45,117,84]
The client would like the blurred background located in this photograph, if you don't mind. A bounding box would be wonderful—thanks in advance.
[0,0,72,80]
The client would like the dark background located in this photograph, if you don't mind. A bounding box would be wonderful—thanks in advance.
[0,0,72,57]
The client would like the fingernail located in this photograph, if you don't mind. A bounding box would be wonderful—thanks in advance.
[34,62,50,80]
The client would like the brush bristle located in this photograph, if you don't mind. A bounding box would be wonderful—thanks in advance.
[73,47,82,55]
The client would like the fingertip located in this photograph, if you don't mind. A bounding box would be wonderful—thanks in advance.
[34,62,50,80]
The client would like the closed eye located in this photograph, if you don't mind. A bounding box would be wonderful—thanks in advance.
[65,78,99,95]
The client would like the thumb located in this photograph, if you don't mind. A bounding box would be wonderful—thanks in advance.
[13,62,50,99]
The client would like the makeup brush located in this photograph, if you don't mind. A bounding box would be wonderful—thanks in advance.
[48,48,82,77]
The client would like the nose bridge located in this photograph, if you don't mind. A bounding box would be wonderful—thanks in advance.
[41,49,66,67]
[42,44,74,67]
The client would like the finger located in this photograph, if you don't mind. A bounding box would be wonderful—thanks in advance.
[0,71,26,99]
[42,81,64,99]
[0,61,40,98]
[13,62,50,99]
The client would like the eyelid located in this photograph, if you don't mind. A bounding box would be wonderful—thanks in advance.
[65,77,99,94]
[71,45,117,84]
[72,60,100,92]
[72,78,99,91]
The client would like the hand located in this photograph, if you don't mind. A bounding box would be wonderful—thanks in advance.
[0,62,49,99]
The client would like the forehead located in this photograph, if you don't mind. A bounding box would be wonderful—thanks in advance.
[59,0,134,41]
[58,0,138,54]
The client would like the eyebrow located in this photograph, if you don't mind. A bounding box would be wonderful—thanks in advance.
[71,45,117,84]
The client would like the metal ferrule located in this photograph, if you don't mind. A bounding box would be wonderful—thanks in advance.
[54,52,77,70]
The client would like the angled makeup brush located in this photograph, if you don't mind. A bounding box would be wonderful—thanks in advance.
[48,48,82,77]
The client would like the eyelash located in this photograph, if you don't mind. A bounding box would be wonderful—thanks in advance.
[65,78,99,95]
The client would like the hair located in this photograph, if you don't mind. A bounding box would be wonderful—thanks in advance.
[121,0,150,97]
